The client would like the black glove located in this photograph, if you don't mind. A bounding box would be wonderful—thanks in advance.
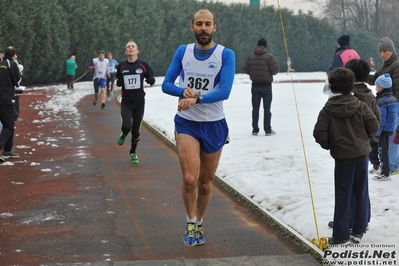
[146,77,156,86]
[116,78,123,87]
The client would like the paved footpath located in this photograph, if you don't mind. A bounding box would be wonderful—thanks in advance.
[0,87,321,265]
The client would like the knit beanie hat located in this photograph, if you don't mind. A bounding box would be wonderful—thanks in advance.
[378,37,395,52]
[337,34,350,46]
[375,73,392,89]
[257,38,267,48]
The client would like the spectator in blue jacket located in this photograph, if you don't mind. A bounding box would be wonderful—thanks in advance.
[369,73,399,181]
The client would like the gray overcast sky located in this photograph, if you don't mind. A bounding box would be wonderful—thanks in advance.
[201,0,315,14]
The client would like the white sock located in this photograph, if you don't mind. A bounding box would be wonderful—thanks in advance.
[197,218,203,226]
[186,216,196,223]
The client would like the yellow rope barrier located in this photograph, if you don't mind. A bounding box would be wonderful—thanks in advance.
[275,0,329,251]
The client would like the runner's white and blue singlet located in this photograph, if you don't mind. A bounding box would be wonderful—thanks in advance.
[162,43,235,122]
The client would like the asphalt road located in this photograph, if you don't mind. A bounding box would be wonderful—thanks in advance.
[0,88,320,265]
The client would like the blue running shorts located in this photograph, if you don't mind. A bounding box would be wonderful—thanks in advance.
[174,114,229,153]
[93,78,107,93]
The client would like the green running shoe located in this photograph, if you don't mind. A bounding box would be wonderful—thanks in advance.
[2,151,20,158]
[130,153,139,164]
[390,169,399,175]
[117,133,126,145]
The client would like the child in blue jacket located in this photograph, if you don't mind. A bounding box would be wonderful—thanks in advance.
[369,73,399,181]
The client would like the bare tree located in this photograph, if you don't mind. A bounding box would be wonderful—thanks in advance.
[373,0,379,33]
[381,0,399,36]
[305,0,399,36]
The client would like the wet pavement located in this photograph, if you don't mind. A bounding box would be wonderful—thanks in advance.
[0,87,321,265]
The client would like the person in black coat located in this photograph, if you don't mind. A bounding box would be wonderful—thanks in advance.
[0,46,21,162]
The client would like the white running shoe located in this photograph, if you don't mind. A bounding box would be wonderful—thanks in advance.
[369,165,380,174]
[373,173,391,181]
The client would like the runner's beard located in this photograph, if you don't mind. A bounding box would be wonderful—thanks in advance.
[195,32,213,46]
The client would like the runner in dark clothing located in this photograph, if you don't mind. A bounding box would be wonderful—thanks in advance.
[115,41,155,164]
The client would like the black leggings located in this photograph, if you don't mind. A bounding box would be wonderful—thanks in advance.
[0,104,15,151]
[120,98,145,154]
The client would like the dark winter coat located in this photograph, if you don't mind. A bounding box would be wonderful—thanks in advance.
[243,46,279,86]
[0,56,20,105]
[375,89,399,136]
[369,53,399,100]
[313,93,379,164]
[353,82,381,124]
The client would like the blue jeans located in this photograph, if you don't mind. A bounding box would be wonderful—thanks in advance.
[251,85,272,134]
[388,117,399,170]
[378,132,392,176]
